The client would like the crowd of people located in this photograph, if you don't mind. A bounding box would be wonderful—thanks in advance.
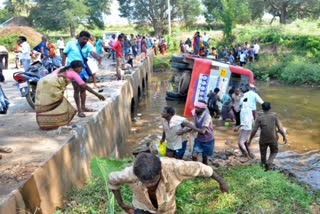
[109,83,287,213]
[2,30,165,129]
[180,31,260,66]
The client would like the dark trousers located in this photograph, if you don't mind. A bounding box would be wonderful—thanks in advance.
[59,48,64,56]
[259,142,278,166]
[208,106,220,118]
[0,53,9,70]
[132,45,137,57]
[233,109,240,126]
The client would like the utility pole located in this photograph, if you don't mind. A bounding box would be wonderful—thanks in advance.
[168,0,171,35]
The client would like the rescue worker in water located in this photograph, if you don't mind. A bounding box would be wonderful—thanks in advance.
[108,152,228,214]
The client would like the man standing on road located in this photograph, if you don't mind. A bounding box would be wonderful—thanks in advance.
[62,30,103,117]
[18,36,31,71]
[108,34,117,61]
[0,45,8,70]
[160,107,189,159]
[112,34,124,80]
[109,152,228,214]
[248,102,287,170]
[57,37,65,56]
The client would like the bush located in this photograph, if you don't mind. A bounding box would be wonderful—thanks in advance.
[0,33,20,50]
[248,52,320,84]
[281,62,320,84]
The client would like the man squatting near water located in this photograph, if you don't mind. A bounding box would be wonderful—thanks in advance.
[109,152,228,214]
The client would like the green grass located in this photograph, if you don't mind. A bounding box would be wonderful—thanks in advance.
[57,164,319,214]
[177,164,317,213]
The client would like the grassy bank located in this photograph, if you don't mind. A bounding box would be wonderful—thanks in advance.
[56,160,319,214]
[233,20,320,84]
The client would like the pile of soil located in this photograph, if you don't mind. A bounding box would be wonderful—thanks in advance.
[0,26,42,47]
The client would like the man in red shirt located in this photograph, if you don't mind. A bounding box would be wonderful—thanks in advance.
[112,34,124,80]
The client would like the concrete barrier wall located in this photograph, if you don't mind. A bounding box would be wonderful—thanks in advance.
[0,51,153,214]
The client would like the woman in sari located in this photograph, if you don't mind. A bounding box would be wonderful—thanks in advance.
[141,36,147,57]
[193,31,200,55]
[35,60,105,130]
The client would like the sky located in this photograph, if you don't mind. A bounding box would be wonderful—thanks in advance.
[104,0,128,25]
[0,0,129,24]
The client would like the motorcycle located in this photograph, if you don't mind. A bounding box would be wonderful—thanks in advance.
[103,46,112,59]
[42,56,62,73]
[13,61,48,109]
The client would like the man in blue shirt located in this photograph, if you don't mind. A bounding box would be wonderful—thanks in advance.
[62,31,102,117]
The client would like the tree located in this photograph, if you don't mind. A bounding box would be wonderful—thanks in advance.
[30,0,111,36]
[4,0,31,16]
[85,0,112,29]
[265,0,320,24]
[178,0,202,27]
[248,0,264,21]
[202,0,222,23]
[117,0,201,36]
[206,0,250,41]
[0,8,13,23]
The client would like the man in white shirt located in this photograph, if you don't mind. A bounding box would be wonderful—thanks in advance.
[18,36,31,71]
[57,37,65,56]
[202,32,210,46]
[234,98,254,160]
[253,41,260,61]
[239,51,246,67]
[241,84,264,119]
[160,106,189,159]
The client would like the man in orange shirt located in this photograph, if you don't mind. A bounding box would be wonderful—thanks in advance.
[48,40,56,57]
[112,34,124,80]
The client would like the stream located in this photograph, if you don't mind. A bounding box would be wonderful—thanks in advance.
[123,72,320,192]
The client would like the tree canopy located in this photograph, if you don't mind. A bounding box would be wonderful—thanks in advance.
[203,0,320,40]
[117,0,202,36]
[264,0,320,24]
[29,0,111,36]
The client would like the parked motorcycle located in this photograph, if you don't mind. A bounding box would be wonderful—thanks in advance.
[103,46,112,58]
[42,56,62,73]
[13,61,48,109]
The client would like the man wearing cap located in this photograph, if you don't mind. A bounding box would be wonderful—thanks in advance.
[241,84,264,119]
[248,102,287,170]
[183,100,214,165]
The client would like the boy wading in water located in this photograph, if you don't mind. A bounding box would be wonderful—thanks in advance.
[109,153,228,214]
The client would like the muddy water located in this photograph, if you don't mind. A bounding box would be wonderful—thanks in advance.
[123,72,320,191]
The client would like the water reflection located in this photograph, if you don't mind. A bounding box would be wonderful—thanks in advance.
[124,73,320,191]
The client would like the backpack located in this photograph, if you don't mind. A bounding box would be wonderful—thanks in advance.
[208,93,217,109]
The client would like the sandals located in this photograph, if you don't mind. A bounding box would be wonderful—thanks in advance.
[0,147,13,153]
[77,112,86,117]
[82,108,96,112]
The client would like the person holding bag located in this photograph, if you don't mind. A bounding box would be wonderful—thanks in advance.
[62,31,102,117]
